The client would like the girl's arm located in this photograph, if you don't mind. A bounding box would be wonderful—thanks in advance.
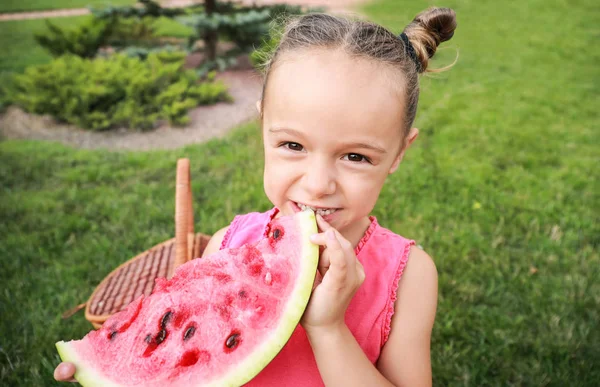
[306,216,438,386]
[377,246,438,386]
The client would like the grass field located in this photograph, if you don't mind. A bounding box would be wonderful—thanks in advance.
[0,0,135,13]
[0,17,91,73]
[0,16,192,73]
[1,0,599,385]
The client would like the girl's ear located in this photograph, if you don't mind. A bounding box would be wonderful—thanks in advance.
[389,128,419,174]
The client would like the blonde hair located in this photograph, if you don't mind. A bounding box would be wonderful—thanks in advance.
[256,7,457,141]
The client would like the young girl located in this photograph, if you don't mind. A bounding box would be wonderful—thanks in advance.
[55,7,457,386]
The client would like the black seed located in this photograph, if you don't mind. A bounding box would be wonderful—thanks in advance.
[160,311,173,329]
[155,329,167,345]
[273,229,281,239]
[183,326,196,341]
[238,290,247,298]
[108,331,117,340]
[144,334,152,343]
[226,333,240,349]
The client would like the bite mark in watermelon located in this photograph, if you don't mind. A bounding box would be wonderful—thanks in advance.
[56,210,318,386]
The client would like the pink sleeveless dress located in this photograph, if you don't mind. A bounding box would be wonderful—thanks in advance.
[220,208,415,386]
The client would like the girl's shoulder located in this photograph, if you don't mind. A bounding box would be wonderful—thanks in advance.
[201,225,229,257]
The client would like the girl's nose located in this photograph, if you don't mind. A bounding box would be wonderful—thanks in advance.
[303,159,336,198]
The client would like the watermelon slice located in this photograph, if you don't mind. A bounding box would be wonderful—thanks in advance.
[56,210,318,386]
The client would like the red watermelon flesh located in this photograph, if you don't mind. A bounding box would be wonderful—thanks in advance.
[56,210,318,386]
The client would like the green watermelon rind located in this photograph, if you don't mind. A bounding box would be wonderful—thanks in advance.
[56,340,120,387]
[55,210,318,387]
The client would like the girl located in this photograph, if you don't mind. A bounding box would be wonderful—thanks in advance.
[55,7,457,386]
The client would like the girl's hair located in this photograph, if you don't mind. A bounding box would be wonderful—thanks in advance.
[257,7,457,143]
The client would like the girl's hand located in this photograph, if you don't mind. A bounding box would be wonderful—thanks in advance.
[301,215,365,334]
[54,362,77,383]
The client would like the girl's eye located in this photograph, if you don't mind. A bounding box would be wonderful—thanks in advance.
[345,153,370,163]
[283,142,304,151]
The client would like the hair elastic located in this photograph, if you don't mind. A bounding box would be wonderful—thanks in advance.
[398,32,422,72]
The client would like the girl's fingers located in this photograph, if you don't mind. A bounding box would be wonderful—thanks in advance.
[316,215,354,251]
[315,214,333,232]
[312,270,323,290]
[310,229,345,282]
[317,251,330,278]
[309,215,343,247]
[309,215,356,285]
[320,229,348,286]
[54,362,77,382]
[308,215,332,247]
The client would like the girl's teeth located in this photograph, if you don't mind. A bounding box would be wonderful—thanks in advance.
[296,203,336,216]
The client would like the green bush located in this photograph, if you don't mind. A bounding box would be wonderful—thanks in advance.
[34,18,113,59]
[34,16,169,59]
[0,72,15,113]
[9,52,231,130]
[106,16,159,48]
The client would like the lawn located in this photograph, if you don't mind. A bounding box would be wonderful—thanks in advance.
[1,0,599,385]
[0,0,136,13]
[0,16,192,73]
[0,17,94,73]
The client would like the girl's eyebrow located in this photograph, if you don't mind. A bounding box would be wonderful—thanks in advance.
[269,127,387,154]
[269,127,303,136]
[342,141,387,154]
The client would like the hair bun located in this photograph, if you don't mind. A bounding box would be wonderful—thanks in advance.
[404,7,457,72]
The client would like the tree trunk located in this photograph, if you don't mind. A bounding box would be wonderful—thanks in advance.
[204,0,218,62]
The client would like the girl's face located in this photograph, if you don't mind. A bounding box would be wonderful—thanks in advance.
[261,48,409,244]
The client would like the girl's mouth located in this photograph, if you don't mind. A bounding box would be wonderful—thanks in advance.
[293,201,338,216]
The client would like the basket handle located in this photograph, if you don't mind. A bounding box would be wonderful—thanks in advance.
[174,158,194,272]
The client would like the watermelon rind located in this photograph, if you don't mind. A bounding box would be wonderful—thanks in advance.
[55,210,318,386]
[56,340,120,387]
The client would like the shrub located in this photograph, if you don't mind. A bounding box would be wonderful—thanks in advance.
[106,16,159,48]
[34,18,113,59]
[9,52,231,130]
[0,72,16,113]
[35,16,167,59]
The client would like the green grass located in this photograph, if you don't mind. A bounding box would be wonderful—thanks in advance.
[0,16,91,73]
[0,0,135,13]
[1,0,599,385]
[0,16,192,73]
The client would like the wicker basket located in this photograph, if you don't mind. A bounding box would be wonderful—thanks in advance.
[80,158,212,328]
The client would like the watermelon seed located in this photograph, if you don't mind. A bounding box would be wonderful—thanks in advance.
[183,326,196,341]
[238,290,247,298]
[273,229,281,239]
[144,334,152,343]
[108,331,117,340]
[155,329,167,345]
[225,333,240,349]
[160,311,173,329]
